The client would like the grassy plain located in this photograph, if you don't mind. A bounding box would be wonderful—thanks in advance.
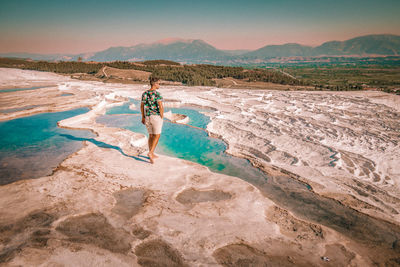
[282,66,400,90]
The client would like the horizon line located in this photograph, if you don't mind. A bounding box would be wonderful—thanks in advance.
[1,33,398,55]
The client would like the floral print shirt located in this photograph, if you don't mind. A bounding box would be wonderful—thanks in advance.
[141,90,163,116]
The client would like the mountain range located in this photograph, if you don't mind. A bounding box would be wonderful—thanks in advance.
[1,34,399,64]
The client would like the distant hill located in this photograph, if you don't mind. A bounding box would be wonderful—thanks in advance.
[243,34,400,59]
[77,39,230,63]
[1,34,399,64]
[241,43,314,59]
[221,49,251,56]
[313,34,400,56]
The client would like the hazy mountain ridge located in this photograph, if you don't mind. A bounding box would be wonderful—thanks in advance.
[241,43,314,58]
[242,34,400,59]
[1,34,399,64]
[313,34,400,56]
[72,39,231,63]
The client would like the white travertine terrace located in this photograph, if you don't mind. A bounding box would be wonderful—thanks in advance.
[159,87,400,224]
[58,98,147,157]
[0,68,399,266]
[164,110,190,124]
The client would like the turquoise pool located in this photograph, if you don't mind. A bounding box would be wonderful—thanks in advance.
[97,98,267,181]
[0,108,95,185]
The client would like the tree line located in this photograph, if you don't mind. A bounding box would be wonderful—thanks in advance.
[0,57,368,90]
[0,58,306,86]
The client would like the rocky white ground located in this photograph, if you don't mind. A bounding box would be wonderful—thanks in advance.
[0,68,399,266]
[188,89,400,224]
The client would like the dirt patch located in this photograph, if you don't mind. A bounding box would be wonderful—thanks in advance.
[55,213,132,254]
[265,206,324,241]
[351,178,400,205]
[131,225,152,240]
[134,239,188,266]
[322,244,355,266]
[213,243,312,267]
[95,66,151,82]
[386,257,400,266]
[323,192,384,213]
[112,188,148,219]
[176,188,232,204]
[0,210,57,263]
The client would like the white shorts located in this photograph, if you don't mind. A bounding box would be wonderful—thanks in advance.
[145,115,163,135]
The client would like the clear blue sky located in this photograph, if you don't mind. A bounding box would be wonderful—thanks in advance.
[1,0,399,53]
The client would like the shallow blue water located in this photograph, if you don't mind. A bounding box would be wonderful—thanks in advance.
[98,98,267,181]
[105,99,212,129]
[0,108,95,185]
[0,86,48,93]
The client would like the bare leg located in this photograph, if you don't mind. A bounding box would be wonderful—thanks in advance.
[148,134,153,153]
[152,134,160,158]
[147,134,155,163]
[149,134,161,162]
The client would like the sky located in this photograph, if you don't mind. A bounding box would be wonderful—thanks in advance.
[1,0,399,54]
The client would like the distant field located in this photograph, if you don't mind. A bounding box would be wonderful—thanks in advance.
[213,77,313,90]
[240,56,400,93]
[282,66,400,90]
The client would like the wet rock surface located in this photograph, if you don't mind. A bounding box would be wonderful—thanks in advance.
[254,170,400,261]
[112,188,148,219]
[266,205,324,241]
[55,213,133,254]
[134,239,188,267]
[0,210,58,263]
[213,243,313,267]
[131,225,152,240]
[176,188,232,204]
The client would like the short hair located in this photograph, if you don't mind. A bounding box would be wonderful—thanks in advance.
[149,77,160,86]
